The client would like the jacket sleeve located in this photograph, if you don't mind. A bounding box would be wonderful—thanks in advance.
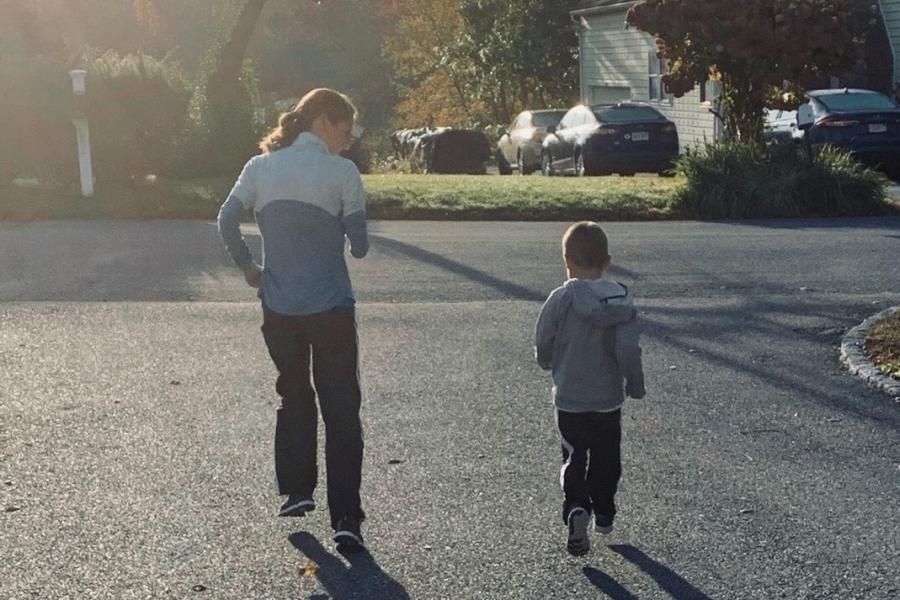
[217,158,259,272]
[218,194,256,272]
[535,288,562,370]
[341,161,369,258]
[614,315,645,399]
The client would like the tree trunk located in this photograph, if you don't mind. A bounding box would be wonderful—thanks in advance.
[207,0,267,107]
[720,72,765,143]
[202,0,268,174]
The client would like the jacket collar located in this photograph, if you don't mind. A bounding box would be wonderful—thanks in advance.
[290,132,329,153]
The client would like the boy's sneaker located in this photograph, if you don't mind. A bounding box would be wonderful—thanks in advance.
[333,515,365,553]
[278,495,315,517]
[566,507,590,556]
[594,513,614,534]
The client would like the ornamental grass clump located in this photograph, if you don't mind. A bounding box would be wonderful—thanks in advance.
[672,140,892,219]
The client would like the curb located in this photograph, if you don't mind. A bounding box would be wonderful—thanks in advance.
[840,306,900,401]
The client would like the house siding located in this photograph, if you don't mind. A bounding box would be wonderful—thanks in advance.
[579,10,718,150]
[881,0,900,88]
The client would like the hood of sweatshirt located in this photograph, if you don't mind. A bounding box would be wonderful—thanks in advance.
[564,277,635,327]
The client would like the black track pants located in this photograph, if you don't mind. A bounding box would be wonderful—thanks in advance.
[262,305,364,528]
[556,408,622,524]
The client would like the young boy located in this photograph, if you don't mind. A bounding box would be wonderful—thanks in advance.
[535,221,645,556]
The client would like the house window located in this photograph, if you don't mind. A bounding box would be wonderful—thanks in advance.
[648,52,670,104]
[700,80,722,104]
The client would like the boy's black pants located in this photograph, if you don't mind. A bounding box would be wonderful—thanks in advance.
[556,408,622,524]
[261,305,364,529]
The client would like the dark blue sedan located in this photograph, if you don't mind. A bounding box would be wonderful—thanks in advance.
[541,103,679,176]
[799,89,900,177]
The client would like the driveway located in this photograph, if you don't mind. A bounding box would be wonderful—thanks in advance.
[1,218,899,599]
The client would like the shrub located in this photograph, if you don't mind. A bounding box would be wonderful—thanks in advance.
[672,140,892,219]
[170,59,264,178]
[0,32,75,184]
[79,50,191,182]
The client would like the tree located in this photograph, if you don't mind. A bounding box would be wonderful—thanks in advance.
[458,0,580,125]
[252,1,394,130]
[381,0,481,127]
[626,0,881,141]
[382,0,581,128]
[190,0,268,175]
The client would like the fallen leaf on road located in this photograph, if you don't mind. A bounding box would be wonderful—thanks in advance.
[301,561,319,577]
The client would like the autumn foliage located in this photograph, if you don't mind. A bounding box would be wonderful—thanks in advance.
[626,0,882,141]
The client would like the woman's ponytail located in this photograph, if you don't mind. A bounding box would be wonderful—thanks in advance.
[258,88,357,154]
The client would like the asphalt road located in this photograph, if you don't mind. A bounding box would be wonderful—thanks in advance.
[1,218,899,599]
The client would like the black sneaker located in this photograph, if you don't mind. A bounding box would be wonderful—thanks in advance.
[594,513,614,534]
[278,495,316,517]
[333,515,365,553]
[566,507,590,556]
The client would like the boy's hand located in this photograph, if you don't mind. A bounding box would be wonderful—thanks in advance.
[626,383,646,399]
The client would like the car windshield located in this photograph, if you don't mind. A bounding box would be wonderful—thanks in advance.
[533,111,566,127]
[593,106,662,123]
[816,93,897,112]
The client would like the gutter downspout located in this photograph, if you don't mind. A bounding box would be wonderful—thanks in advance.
[877,0,897,93]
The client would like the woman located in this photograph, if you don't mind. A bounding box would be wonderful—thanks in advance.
[218,88,369,552]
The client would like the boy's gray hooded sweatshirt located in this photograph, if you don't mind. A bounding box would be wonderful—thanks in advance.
[535,278,645,413]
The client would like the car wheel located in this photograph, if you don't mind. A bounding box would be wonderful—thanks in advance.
[519,151,536,175]
[496,149,513,175]
[541,152,553,177]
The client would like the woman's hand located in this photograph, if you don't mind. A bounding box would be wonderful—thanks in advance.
[244,265,262,288]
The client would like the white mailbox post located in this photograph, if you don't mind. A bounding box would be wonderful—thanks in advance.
[69,69,94,197]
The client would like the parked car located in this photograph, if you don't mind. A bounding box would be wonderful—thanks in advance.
[762,109,798,142]
[541,103,679,176]
[795,88,900,176]
[409,128,491,174]
[496,109,567,175]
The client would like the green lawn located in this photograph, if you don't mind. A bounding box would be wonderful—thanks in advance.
[0,174,682,221]
[0,178,231,221]
[365,174,680,220]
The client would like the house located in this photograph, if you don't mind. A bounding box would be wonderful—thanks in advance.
[571,0,900,150]
[884,1,900,90]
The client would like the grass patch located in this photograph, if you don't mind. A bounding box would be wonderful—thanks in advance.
[0,178,231,221]
[364,174,679,220]
[866,311,900,380]
[1,174,680,221]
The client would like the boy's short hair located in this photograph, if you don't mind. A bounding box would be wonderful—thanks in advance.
[563,221,609,268]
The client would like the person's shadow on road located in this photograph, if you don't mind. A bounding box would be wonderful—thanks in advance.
[584,544,712,600]
[289,532,410,600]
[582,566,639,599]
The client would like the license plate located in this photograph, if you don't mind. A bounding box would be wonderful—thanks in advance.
[631,131,650,142]
[869,123,887,133]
